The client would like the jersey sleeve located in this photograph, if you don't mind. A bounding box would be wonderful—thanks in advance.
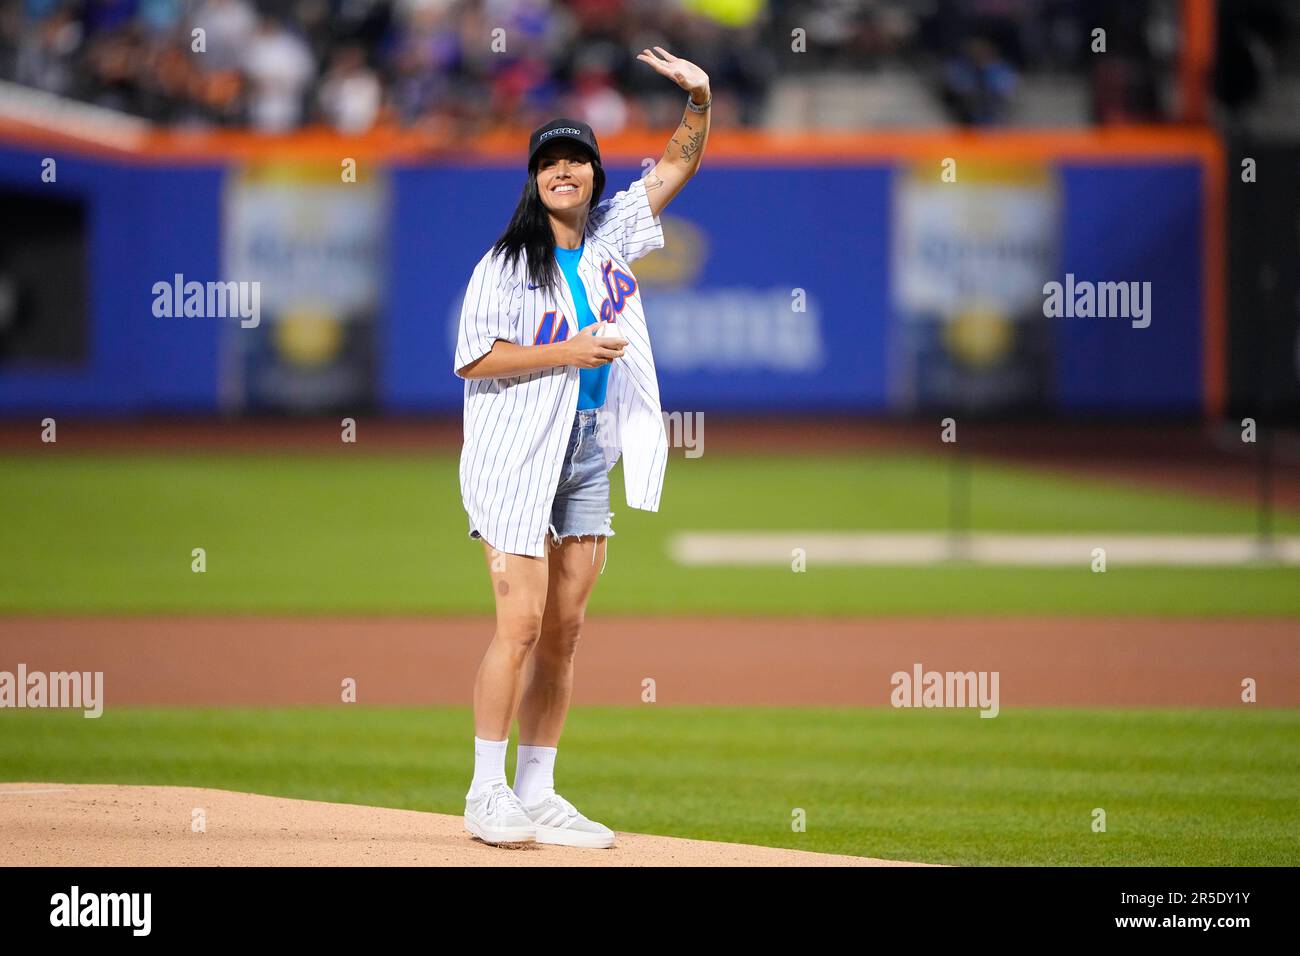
[454,249,522,376]
[588,176,666,264]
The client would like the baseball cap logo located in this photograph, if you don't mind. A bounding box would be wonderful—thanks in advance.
[529,120,600,169]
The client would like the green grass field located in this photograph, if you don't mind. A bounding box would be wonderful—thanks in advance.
[2,452,1298,614]
[3,706,1296,866]
[3,449,1297,865]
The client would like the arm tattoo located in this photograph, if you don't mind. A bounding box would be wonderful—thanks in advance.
[661,112,707,172]
[644,172,665,191]
[678,129,705,163]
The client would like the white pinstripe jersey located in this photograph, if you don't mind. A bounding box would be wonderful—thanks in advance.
[454,176,668,557]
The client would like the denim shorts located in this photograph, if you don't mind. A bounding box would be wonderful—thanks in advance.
[468,407,615,550]
[547,407,616,543]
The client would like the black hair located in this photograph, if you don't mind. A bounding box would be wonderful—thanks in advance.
[491,146,606,294]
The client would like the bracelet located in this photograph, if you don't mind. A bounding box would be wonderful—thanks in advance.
[686,92,711,113]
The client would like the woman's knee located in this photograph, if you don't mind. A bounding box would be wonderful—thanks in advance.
[499,608,544,649]
[538,613,585,663]
[488,549,548,655]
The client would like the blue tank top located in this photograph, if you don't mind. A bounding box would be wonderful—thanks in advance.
[555,243,609,409]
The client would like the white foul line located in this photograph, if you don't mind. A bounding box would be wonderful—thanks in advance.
[669,532,1300,566]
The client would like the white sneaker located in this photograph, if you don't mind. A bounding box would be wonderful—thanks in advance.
[522,791,616,849]
[464,782,536,845]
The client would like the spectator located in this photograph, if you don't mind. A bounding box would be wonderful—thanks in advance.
[569,46,629,133]
[137,0,186,38]
[15,6,81,97]
[0,0,1212,132]
[389,0,463,125]
[82,0,140,39]
[941,36,1018,126]
[190,0,257,73]
[317,43,382,132]
[242,15,315,131]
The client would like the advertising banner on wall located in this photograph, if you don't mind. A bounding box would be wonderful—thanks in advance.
[221,162,386,413]
[0,146,1207,416]
[890,161,1060,415]
[406,166,894,414]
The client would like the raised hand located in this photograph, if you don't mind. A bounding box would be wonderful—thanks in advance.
[636,46,710,101]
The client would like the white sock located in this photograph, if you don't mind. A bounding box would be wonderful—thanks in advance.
[469,736,509,796]
[513,744,557,805]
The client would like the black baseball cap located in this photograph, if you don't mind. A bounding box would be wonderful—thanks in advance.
[528,118,601,168]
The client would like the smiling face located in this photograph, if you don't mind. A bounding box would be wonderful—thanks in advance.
[534,141,596,215]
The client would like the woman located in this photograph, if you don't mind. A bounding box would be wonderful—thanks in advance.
[452,47,711,848]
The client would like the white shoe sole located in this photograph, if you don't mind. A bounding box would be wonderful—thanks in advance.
[464,812,536,845]
[533,824,616,849]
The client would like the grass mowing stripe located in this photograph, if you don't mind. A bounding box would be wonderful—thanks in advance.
[1,707,1295,866]
[2,453,1298,614]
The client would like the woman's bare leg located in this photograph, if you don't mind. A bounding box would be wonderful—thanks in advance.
[516,534,607,747]
[473,541,549,740]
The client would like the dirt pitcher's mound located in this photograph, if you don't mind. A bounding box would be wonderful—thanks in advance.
[0,783,927,867]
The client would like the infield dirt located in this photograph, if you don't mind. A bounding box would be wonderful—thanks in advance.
[2,615,1294,707]
[0,783,926,866]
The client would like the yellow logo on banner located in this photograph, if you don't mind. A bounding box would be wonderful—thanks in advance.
[944,307,1013,368]
[275,308,343,366]
[635,217,705,289]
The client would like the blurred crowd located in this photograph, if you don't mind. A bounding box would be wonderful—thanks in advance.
[0,0,778,134]
[0,0,1291,134]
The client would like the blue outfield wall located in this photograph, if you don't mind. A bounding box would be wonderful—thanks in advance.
[0,149,1205,415]
[385,163,895,413]
[0,144,224,413]
[1055,164,1203,412]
